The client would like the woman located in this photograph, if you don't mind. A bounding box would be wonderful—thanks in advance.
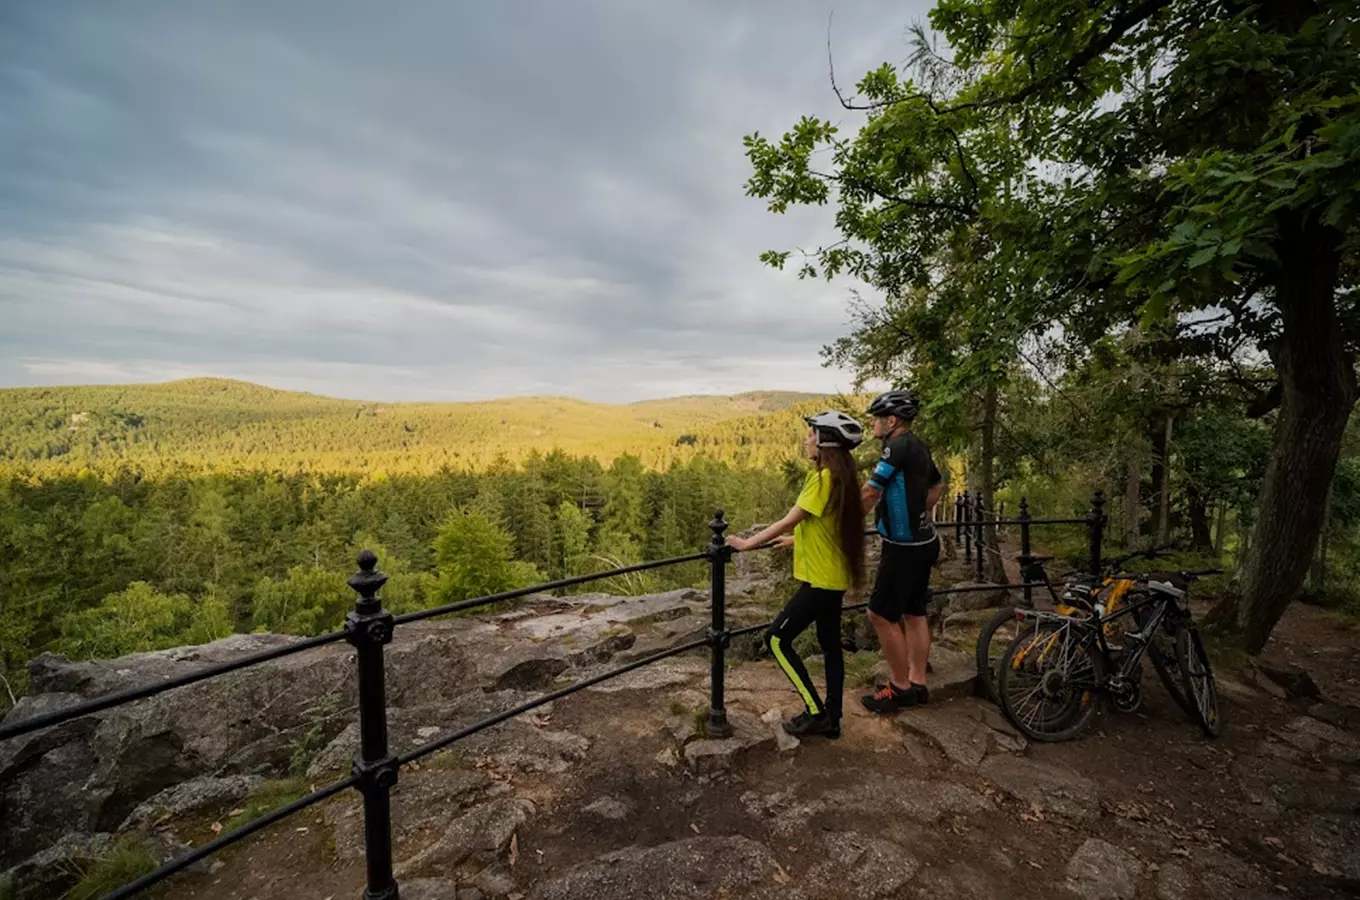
[727,410,866,738]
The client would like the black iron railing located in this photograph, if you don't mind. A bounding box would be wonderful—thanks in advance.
[0,494,1108,900]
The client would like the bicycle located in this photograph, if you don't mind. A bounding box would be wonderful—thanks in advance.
[974,544,1178,706]
[995,568,1222,743]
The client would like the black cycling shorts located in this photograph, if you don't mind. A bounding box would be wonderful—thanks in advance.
[868,538,940,621]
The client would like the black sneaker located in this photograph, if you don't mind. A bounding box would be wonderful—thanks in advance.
[783,711,841,739]
[861,682,910,713]
[861,682,928,713]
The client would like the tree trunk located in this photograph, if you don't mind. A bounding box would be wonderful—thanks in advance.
[1124,446,1142,550]
[1309,484,1332,594]
[1218,212,1356,653]
[978,382,1009,584]
[1148,416,1169,543]
[1187,486,1213,551]
[1214,501,1228,558]
[1157,413,1174,544]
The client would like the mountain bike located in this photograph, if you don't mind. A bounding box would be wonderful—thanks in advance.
[974,545,1177,705]
[995,569,1222,742]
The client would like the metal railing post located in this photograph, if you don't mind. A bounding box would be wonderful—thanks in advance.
[1088,491,1106,577]
[1018,497,1033,609]
[954,493,964,538]
[347,550,399,900]
[962,491,973,565]
[706,510,734,738]
[974,491,986,581]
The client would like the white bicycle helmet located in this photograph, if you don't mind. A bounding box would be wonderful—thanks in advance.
[804,410,865,449]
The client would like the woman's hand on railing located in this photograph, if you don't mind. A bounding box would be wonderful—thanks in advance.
[726,535,756,552]
[725,532,792,552]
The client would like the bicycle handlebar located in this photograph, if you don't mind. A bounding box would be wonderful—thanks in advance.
[1105,567,1225,583]
[1101,542,1177,573]
[1024,544,1176,585]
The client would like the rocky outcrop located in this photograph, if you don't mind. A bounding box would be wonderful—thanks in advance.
[120,774,264,831]
[0,588,712,885]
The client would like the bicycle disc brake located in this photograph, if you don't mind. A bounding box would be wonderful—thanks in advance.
[1110,674,1143,713]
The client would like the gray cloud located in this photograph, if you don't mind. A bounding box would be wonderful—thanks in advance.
[0,0,930,402]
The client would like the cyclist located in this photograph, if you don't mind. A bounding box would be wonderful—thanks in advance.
[859,389,944,713]
[727,411,867,738]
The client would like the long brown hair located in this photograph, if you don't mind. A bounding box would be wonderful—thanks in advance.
[816,443,865,587]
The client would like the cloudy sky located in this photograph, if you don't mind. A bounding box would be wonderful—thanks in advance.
[1,1,930,403]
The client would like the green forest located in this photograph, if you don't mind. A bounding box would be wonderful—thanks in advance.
[0,447,804,709]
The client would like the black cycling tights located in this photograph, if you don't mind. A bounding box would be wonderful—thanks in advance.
[765,582,846,721]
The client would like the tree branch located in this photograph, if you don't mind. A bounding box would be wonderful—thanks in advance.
[828,15,981,211]
[816,169,977,216]
[830,0,1174,116]
[1016,344,1087,418]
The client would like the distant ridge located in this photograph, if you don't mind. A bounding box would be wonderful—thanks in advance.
[8,377,829,408]
[0,378,860,476]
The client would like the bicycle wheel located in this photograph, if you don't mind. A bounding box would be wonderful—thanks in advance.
[1175,626,1221,737]
[974,606,1020,704]
[997,619,1105,743]
[1130,596,1194,717]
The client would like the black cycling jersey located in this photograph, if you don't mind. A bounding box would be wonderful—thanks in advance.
[868,430,942,544]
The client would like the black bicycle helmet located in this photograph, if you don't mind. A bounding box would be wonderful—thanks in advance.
[803,410,865,449]
[866,389,920,422]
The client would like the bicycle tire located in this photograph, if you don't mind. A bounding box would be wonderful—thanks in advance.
[974,606,1020,704]
[1175,626,1222,738]
[1130,597,1195,717]
[997,619,1105,743]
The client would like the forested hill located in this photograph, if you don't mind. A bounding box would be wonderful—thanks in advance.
[0,378,841,475]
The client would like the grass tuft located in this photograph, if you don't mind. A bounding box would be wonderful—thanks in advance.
[67,840,157,900]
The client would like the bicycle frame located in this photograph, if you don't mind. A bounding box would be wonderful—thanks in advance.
[1014,588,1178,689]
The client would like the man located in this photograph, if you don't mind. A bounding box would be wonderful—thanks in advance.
[859,389,944,713]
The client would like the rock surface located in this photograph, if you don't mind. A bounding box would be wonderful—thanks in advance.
[1065,838,1144,900]
[0,589,694,872]
[896,703,1011,767]
[324,769,509,861]
[527,836,781,900]
[394,797,534,878]
[400,878,461,900]
[1,832,114,900]
[583,795,632,820]
[119,774,264,831]
[808,832,919,899]
[0,587,724,891]
[681,709,774,772]
[980,756,1100,820]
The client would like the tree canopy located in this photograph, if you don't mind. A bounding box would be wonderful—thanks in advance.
[746,0,1359,651]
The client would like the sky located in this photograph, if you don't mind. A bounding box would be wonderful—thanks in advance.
[0,1,933,403]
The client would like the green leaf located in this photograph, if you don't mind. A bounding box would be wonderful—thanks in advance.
[1140,294,1169,328]
[1187,246,1217,269]
[1170,221,1200,243]
[1322,196,1351,227]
